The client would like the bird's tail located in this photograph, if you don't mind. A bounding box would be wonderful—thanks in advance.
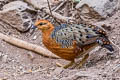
[96,37,114,52]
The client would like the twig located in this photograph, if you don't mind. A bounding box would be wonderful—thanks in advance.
[44,1,66,19]
[64,0,69,17]
[47,0,61,25]
[0,33,59,59]
[47,0,53,16]
[44,9,74,22]
[23,0,74,22]
[53,1,66,11]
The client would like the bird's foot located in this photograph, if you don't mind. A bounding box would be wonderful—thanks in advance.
[56,61,74,69]
[75,53,89,69]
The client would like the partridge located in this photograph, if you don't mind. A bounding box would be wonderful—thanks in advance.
[31,20,114,68]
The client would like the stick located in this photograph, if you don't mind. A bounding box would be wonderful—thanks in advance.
[44,1,66,19]
[23,0,74,22]
[46,0,61,25]
[0,33,59,59]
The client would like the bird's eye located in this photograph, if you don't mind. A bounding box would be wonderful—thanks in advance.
[39,22,47,26]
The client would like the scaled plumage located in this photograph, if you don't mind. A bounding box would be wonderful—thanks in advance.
[32,20,114,68]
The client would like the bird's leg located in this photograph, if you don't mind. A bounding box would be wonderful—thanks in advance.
[56,61,75,69]
[76,53,89,68]
[63,61,75,69]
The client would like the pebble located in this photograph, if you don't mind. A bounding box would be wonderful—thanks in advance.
[2,55,8,63]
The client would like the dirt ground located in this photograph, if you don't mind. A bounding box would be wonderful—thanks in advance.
[0,1,120,80]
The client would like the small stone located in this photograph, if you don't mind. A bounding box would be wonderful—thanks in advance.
[32,35,37,40]
[112,36,116,39]
[27,52,34,60]
[2,55,8,63]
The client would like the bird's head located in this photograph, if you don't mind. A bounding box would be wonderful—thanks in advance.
[31,20,54,32]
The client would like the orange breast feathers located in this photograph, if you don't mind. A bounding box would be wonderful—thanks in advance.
[42,32,79,61]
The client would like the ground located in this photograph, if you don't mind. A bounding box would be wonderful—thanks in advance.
[0,1,120,80]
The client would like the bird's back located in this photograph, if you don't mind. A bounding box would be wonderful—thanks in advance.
[51,23,114,50]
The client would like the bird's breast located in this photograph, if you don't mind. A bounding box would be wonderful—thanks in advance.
[42,35,79,61]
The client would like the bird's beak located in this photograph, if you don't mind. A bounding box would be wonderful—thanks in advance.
[31,24,37,29]
[30,24,37,35]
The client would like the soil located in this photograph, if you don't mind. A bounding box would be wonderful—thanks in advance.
[0,1,120,80]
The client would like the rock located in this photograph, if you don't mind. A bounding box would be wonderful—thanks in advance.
[76,0,120,18]
[0,10,32,32]
[3,1,32,11]
[0,1,35,32]
[25,0,63,8]
[25,0,50,9]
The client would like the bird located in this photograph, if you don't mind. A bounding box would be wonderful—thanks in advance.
[31,19,114,68]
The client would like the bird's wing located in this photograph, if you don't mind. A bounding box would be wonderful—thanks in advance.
[51,24,100,48]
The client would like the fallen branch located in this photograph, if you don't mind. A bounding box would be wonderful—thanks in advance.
[0,33,59,59]
[45,9,74,22]
[23,0,74,22]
